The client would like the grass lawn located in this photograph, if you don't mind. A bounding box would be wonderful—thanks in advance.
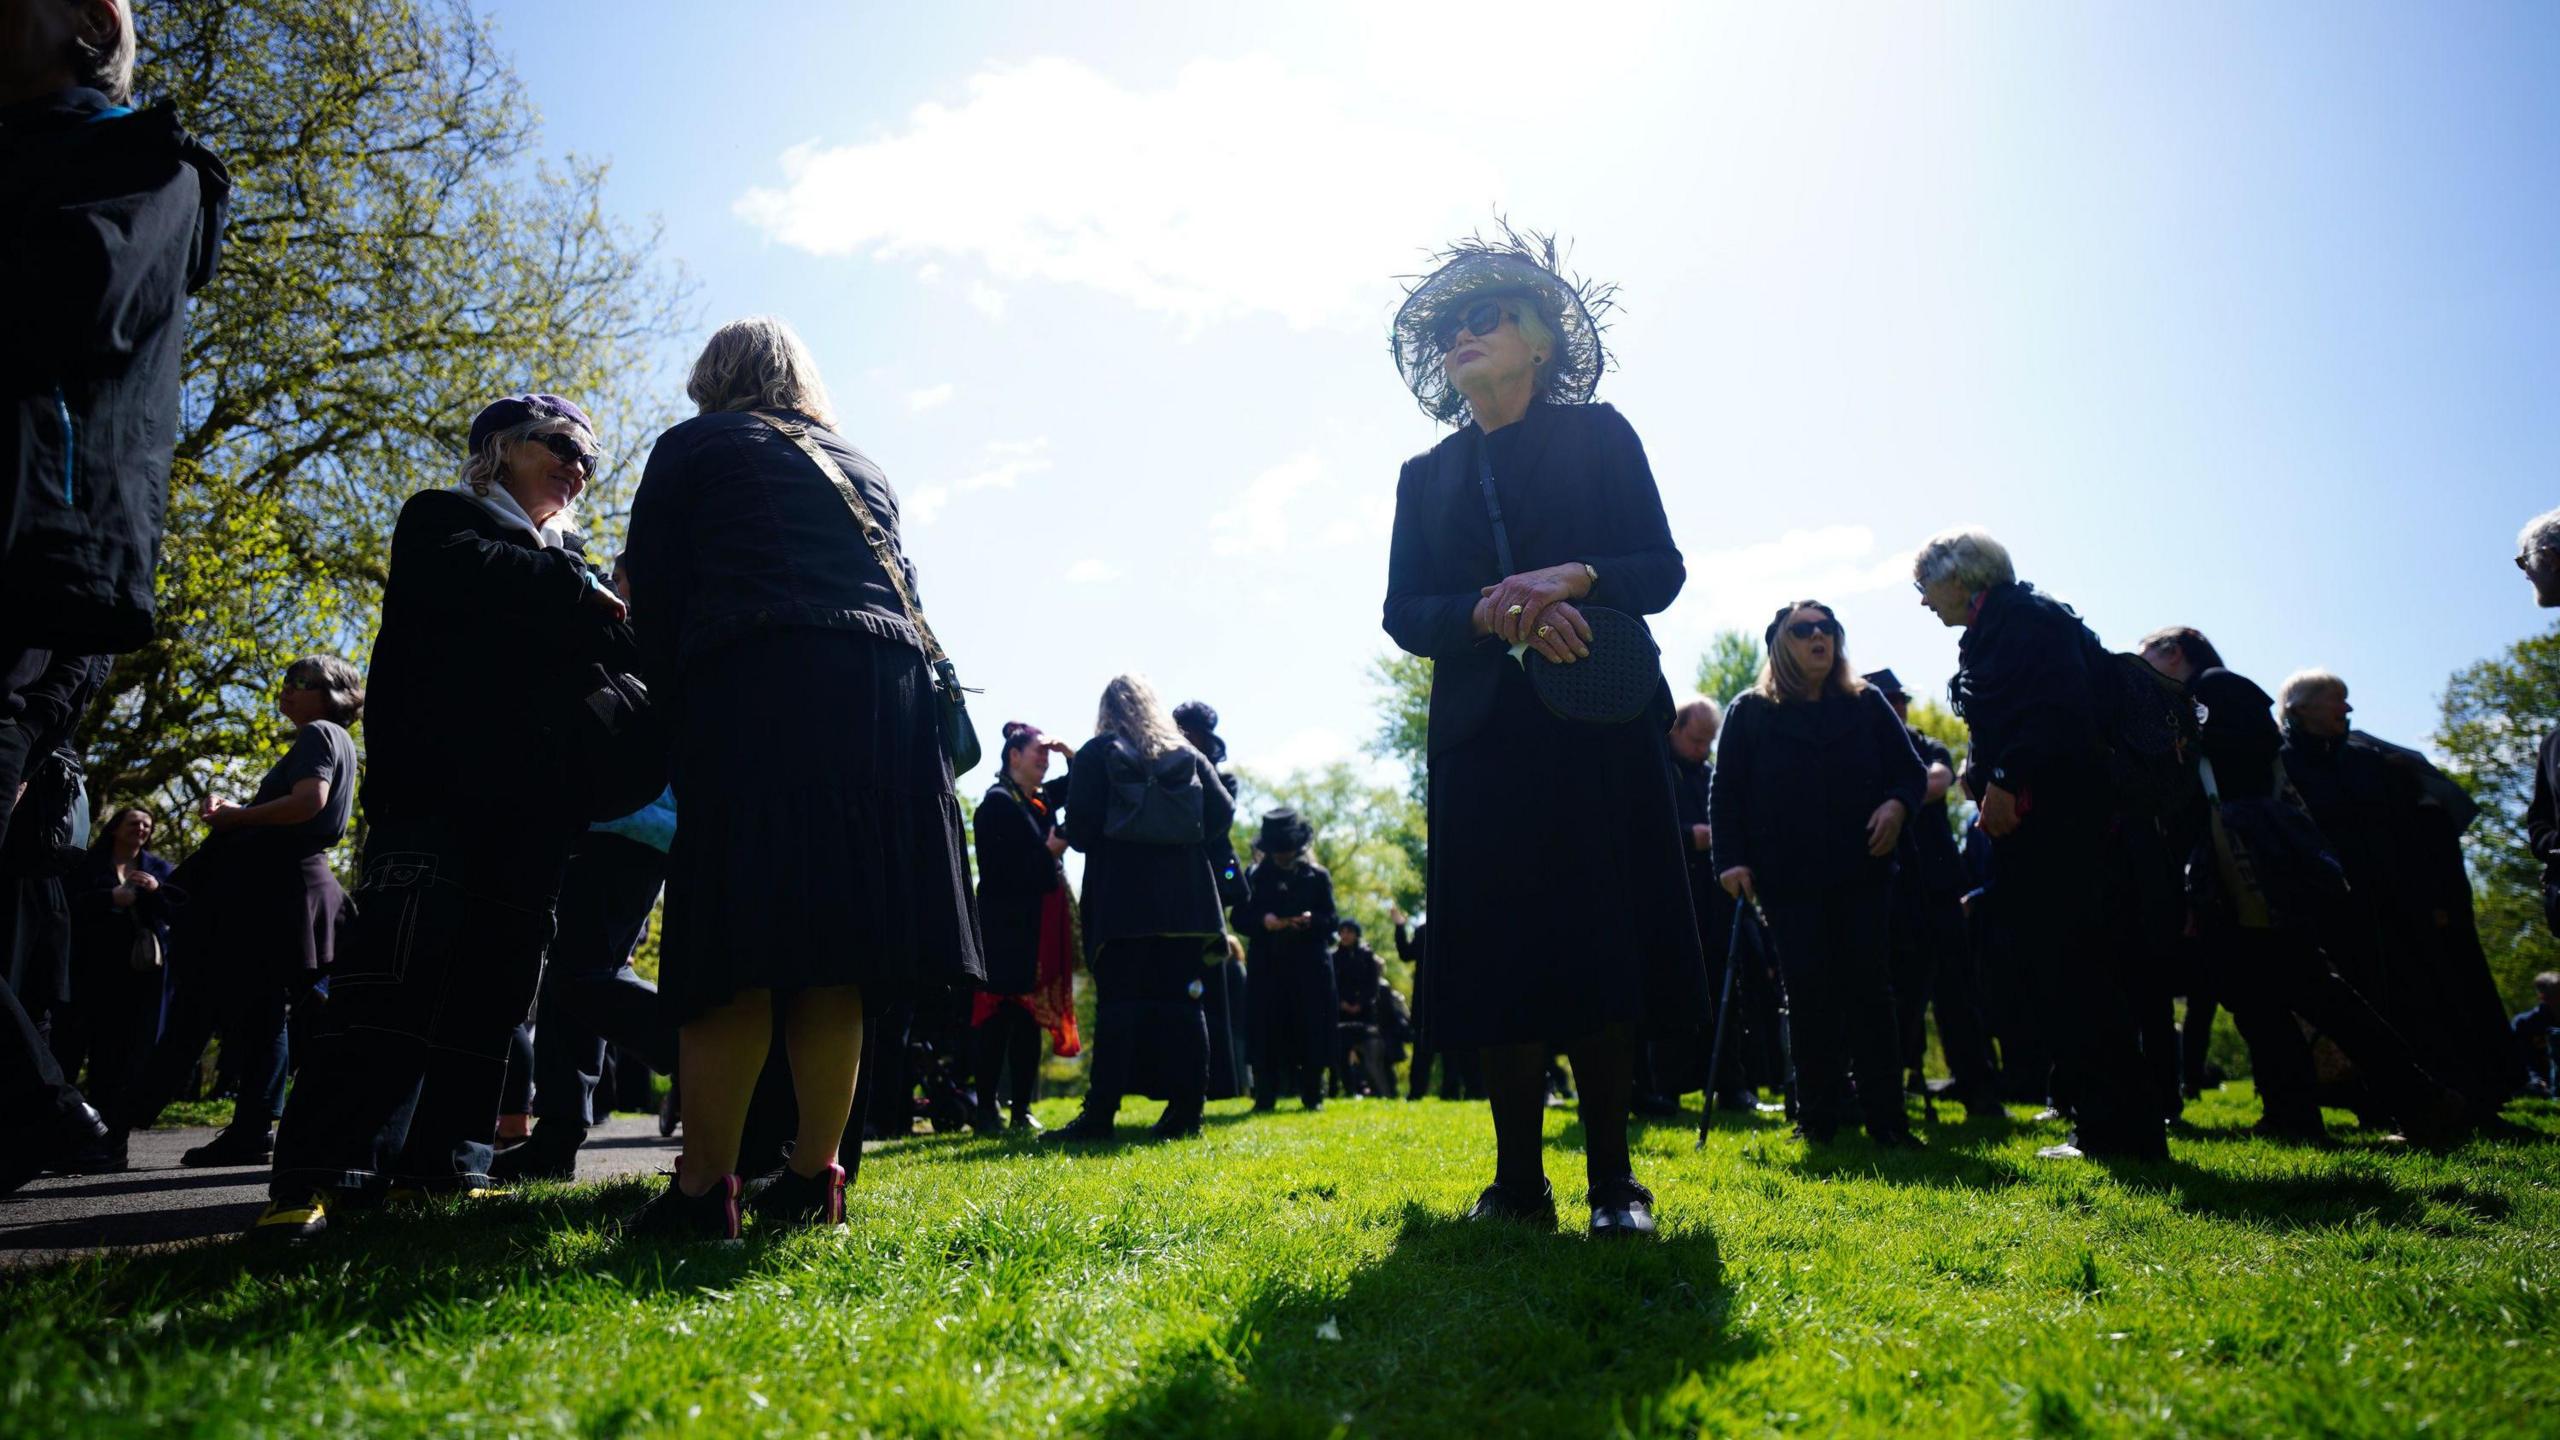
[6,1086,2556,1438]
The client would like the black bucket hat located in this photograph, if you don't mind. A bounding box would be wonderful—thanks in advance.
[1391,219,1616,427]
[1862,669,1909,701]
[1256,808,1314,855]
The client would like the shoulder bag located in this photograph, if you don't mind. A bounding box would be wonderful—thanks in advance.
[1477,451,1660,725]
[755,411,985,777]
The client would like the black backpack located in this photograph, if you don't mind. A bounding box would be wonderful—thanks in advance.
[1101,741,1205,846]
[2082,637,2201,819]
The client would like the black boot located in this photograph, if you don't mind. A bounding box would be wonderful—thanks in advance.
[181,1123,275,1168]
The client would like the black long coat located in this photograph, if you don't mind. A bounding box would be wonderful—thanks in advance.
[1711,688,1927,895]
[1058,735,1233,957]
[1237,857,1337,1067]
[1382,401,1706,1047]
[972,776,1069,995]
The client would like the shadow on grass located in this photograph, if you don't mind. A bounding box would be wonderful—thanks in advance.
[1092,1204,1757,1440]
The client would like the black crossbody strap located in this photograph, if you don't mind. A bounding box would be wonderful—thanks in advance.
[1476,448,1516,579]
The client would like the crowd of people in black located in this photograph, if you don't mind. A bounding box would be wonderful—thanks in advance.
[4,7,2555,1251]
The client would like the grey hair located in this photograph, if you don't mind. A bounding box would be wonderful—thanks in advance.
[2520,507,2560,559]
[286,654,366,727]
[2278,667,2346,718]
[687,316,838,427]
[456,414,594,500]
[1513,301,1562,400]
[72,1,136,106]
[1912,526,2016,594]
[1096,673,1191,761]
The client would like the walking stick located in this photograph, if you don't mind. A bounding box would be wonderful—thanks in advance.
[1697,900,1748,1147]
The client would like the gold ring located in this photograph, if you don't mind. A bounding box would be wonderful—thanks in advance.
[1507,604,1525,616]
[1538,625,1553,638]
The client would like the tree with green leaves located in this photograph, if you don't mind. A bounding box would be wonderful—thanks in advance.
[2436,620,2560,1008]
[1694,629,1759,708]
[83,0,687,839]
[1227,760,1424,981]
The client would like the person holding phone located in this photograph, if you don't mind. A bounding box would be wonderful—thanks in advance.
[1236,809,1337,1114]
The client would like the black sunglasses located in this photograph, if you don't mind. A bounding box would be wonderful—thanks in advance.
[281,676,329,693]
[1785,619,1842,640]
[1433,300,1515,351]
[534,432,598,474]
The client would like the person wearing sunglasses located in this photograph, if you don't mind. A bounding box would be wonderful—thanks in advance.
[90,655,361,1172]
[249,394,637,1241]
[1382,227,1705,1237]
[1708,604,1927,1148]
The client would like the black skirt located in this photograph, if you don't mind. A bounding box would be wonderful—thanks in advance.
[1424,662,1707,1048]
[657,628,985,1023]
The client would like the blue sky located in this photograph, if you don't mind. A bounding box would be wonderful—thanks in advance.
[492,1,2558,782]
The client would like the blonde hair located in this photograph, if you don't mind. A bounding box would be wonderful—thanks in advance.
[456,414,595,502]
[1754,602,1865,704]
[1096,674,1190,760]
[687,316,838,427]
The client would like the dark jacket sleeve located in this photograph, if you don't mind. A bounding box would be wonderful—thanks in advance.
[625,429,694,694]
[1307,866,1338,942]
[1576,406,1686,617]
[1709,696,1757,875]
[1383,454,1490,661]
[394,494,594,622]
[1870,690,1929,819]
[2531,730,2560,868]
[1980,605,2097,796]
[1199,753,1237,868]
[972,788,1044,898]
[1059,742,1108,853]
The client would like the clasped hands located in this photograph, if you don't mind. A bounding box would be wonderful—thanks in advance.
[1261,911,1314,933]
[1472,563,1593,664]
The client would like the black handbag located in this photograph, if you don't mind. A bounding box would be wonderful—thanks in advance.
[1477,451,1660,725]
[756,412,985,777]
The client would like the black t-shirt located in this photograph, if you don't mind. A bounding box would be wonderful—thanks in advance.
[253,720,358,849]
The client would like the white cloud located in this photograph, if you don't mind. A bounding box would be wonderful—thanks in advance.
[1655,525,1915,653]
[954,437,1053,493]
[915,262,942,283]
[1209,454,1325,557]
[1064,558,1122,584]
[966,281,1007,320]
[905,382,955,413]
[735,56,1501,332]
[902,484,951,526]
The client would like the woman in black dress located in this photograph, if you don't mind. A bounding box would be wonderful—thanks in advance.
[970,722,1076,1133]
[1381,227,1705,1237]
[55,809,178,1106]
[627,317,984,1237]
[1710,603,1927,1147]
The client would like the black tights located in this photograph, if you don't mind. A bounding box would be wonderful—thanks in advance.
[1481,1024,1635,1192]
[971,1005,1041,1119]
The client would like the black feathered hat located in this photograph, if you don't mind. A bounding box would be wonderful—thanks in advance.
[1392,218,1616,428]
[1256,808,1314,854]
[1172,700,1227,765]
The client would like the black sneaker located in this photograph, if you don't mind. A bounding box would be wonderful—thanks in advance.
[490,1127,585,1182]
[181,1125,273,1168]
[244,1190,330,1244]
[625,1173,741,1243]
[746,1162,846,1230]
[1465,1178,1559,1229]
[1041,1112,1119,1145]
[1588,1176,1657,1239]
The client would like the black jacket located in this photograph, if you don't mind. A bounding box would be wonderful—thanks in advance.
[361,491,637,884]
[1901,727,1964,897]
[1236,856,1338,976]
[972,775,1069,994]
[2,90,229,653]
[1711,687,1926,892]
[1950,581,2103,806]
[2529,729,2560,875]
[1333,942,1383,1017]
[1382,402,1684,755]
[1059,735,1233,956]
[626,409,924,696]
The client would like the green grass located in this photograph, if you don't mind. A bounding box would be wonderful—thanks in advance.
[7,1088,2557,1438]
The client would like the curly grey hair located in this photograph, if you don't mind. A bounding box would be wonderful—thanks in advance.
[686,316,838,428]
[1911,526,2016,595]
[1096,673,1192,761]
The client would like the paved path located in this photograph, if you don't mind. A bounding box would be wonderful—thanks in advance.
[0,1115,684,1268]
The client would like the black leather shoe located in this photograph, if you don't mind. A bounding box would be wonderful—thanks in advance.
[4,1102,114,1195]
[490,1128,584,1182]
[1147,1114,1203,1141]
[1465,1178,1558,1229]
[1589,1176,1657,1239]
[181,1125,274,1168]
[1870,1127,1928,1151]
[1041,1112,1119,1144]
[1009,1111,1043,1133]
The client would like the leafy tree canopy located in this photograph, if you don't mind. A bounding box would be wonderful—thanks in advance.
[2436,620,2560,1007]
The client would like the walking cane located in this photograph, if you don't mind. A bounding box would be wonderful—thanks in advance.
[1697,900,1750,1147]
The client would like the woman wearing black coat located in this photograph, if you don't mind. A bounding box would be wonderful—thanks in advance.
[1236,809,1337,1112]
[625,319,985,1238]
[1048,675,1234,1144]
[1711,603,1927,1146]
[1380,230,1705,1237]
[54,809,178,1105]
[257,393,638,1240]
[970,722,1075,1132]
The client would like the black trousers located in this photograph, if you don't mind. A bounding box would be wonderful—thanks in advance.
[1761,879,1904,1136]
[1406,1037,1483,1099]
[2210,924,2450,1130]
[970,1003,1041,1119]
[1085,936,1208,1123]
[0,647,91,1146]
[531,834,672,1129]
[47,952,163,1105]
[271,824,564,1199]
[1248,952,1333,1108]
[1997,808,2162,1157]
[1889,880,2001,1094]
